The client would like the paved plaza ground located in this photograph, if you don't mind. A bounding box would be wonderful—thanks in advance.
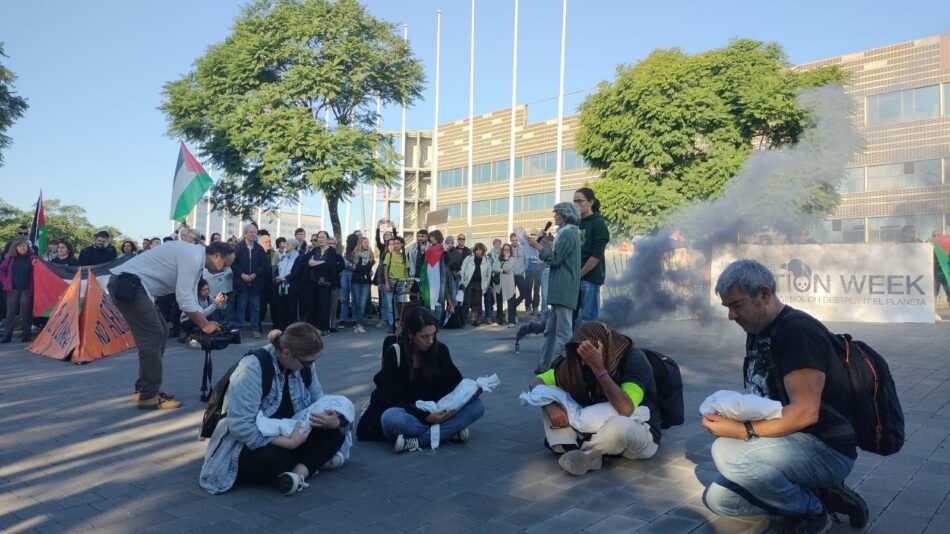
[1,313,949,533]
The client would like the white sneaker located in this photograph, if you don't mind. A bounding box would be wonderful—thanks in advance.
[375,321,387,329]
[322,451,345,470]
[506,323,516,328]
[276,471,309,495]
[448,428,470,443]
[354,324,366,333]
[558,450,603,476]
[394,434,421,454]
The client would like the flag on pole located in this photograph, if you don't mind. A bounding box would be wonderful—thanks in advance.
[170,142,213,222]
[934,235,950,290]
[29,191,47,254]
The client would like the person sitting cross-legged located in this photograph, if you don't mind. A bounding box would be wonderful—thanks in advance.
[527,321,662,476]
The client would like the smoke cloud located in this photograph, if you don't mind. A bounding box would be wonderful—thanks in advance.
[600,86,865,328]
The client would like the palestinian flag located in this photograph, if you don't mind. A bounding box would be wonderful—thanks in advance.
[421,244,444,310]
[29,191,47,254]
[935,235,950,291]
[170,141,213,222]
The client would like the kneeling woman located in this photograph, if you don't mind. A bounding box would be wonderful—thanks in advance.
[357,307,484,453]
[200,323,349,495]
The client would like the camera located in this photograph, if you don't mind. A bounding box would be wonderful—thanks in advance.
[196,322,242,352]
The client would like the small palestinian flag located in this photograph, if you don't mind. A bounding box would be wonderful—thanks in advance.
[934,235,950,291]
[29,191,47,254]
[170,141,213,222]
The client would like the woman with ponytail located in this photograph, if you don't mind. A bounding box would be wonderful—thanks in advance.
[573,187,610,330]
[200,322,349,495]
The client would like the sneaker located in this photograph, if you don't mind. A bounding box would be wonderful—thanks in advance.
[252,330,262,338]
[816,483,868,529]
[136,393,182,410]
[448,428,470,443]
[275,471,309,495]
[506,323,516,328]
[557,450,603,476]
[188,339,201,349]
[354,324,366,334]
[767,512,831,534]
[375,321,387,329]
[132,391,176,402]
[393,434,421,454]
[322,451,345,470]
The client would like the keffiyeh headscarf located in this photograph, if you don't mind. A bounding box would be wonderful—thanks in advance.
[555,321,632,405]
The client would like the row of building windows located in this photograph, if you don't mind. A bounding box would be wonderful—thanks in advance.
[436,148,589,189]
[841,158,948,193]
[439,191,557,220]
[865,83,950,126]
[818,213,945,244]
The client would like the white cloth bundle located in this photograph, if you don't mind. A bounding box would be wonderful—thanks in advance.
[414,374,500,450]
[519,384,650,434]
[255,394,356,459]
[699,390,783,421]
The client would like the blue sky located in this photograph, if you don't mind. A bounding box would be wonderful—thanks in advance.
[1,0,947,239]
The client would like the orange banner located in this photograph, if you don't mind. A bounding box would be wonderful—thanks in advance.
[76,271,136,363]
[27,270,81,360]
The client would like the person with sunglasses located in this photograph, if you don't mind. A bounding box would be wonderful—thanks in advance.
[200,322,350,495]
[1,225,37,260]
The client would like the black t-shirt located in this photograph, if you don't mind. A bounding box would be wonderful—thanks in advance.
[745,306,857,458]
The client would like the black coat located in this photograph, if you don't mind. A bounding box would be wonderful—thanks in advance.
[77,245,118,266]
[308,247,343,290]
[284,253,310,294]
[231,240,270,292]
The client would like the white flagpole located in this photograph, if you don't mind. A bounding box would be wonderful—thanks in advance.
[324,108,330,231]
[297,191,303,229]
[192,204,198,230]
[466,0,475,238]
[276,194,283,237]
[372,95,380,230]
[554,0,568,201]
[432,10,442,219]
[400,24,409,230]
[256,206,262,228]
[345,198,351,236]
[204,194,211,242]
[507,0,519,235]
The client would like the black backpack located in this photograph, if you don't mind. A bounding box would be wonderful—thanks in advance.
[642,349,685,429]
[199,348,312,439]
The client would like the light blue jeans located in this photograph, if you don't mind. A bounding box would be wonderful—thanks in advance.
[379,284,394,326]
[233,289,260,330]
[339,270,353,323]
[574,280,601,331]
[540,304,573,370]
[350,283,370,326]
[703,433,854,517]
[540,269,550,310]
[380,399,486,447]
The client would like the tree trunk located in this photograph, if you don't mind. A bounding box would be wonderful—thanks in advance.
[326,196,343,253]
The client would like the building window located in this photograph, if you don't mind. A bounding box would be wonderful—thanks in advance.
[491,197,509,215]
[840,167,865,193]
[866,159,941,191]
[492,160,510,182]
[514,157,524,179]
[563,148,587,171]
[472,163,492,185]
[437,168,467,189]
[868,214,941,243]
[866,85,940,126]
[944,83,950,117]
[472,200,490,217]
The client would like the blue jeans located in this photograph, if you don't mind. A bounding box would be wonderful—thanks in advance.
[540,269,550,310]
[234,289,261,330]
[483,290,494,321]
[573,280,601,331]
[380,398,485,447]
[339,270,353,323]
[379,284,394,326]
[540,304,573,369]
[703,433,854,517]
[350,283,370,326]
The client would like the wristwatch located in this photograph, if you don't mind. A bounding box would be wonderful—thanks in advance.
[743,421,759,441]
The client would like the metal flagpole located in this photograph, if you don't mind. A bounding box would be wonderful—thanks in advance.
[256,206,262,229]
[466,0,475,239]
[432,10,442,220]
[554,0,568,201]
[372,96,380,229]
[507,0,519,235]
[399,24,408,230]
[276,194,283,237]
[323,108,330,231]
[192,204,198,230]
[204,194,211,242]
[297,191,303,229]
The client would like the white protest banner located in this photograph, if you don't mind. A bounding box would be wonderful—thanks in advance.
[711,244,934,323]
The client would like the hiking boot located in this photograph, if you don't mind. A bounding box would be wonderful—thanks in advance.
[817,483,868,529]
[132,391,176,402]
[276,471,309,495]
[558,450,603,476]
[322,451,345,470]
[766,512,831,534]
[136,393,182,410]
[393,434,421,454]
[447,428,470,443]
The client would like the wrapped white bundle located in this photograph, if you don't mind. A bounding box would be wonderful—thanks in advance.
[699,390,783,421]
[255,394,357,459]
[520,384,650,434]
[415,374,500,413]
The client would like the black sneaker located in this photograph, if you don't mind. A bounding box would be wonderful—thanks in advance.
[766,512,831,534]
[817,483,868,529]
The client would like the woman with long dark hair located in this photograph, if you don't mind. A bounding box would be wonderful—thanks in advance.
[356,307,484,453]
[459,243,491,327]
[339,233,360,327]
[0,238,37,343]
[49,240,79,266]
[573,187,609,329]
[491,243,516,327]
[349,237,375,333]
[305,231,340,335]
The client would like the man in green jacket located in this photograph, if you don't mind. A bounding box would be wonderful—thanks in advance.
[528,202,581,373]
[573,187,609,330]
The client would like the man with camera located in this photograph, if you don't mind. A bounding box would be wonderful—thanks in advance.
[108,240,235,409]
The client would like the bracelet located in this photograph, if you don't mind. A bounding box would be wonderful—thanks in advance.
[594,369,609,380]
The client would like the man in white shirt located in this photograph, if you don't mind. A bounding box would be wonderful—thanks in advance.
[108,241,235,409]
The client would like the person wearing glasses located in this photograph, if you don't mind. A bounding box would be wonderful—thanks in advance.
[573,187,609,331]
[2,225,37,260]
[200,323,350,495]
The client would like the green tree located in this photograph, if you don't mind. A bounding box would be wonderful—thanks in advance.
[0,198,128,255]
[575,39,845,236]
[161,0,424,243]
[0,43,30,167]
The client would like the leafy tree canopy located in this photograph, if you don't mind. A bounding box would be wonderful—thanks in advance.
[0,198,130,253]
[575,39,845,236]
[161,0,425,242]
[0,42,30,167]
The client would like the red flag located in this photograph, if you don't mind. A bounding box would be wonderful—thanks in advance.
[32,259,70,317]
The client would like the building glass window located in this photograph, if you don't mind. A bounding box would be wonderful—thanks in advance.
[866,160,940,191]
[472,163,492,185]
[868,214,941,243]
[491,197,509,215]
[512,196,523,213]
[866,85,940,125]
[944,83,950,117]
[840,167,864,193]
[514,157,523,179]
[471,200,490,217]
[438,168,468,189]
[492,160,510,182]
[563,148,588,171]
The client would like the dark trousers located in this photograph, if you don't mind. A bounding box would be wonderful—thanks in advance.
[107,276,168,399]
[511,274,528,314]
[274,292,299,330]
[259,284,276,330]
[307,285,333,332]
[155,294,181,337]
[236,428,345,484]
[3,288,33,340]
[525,270,542,311]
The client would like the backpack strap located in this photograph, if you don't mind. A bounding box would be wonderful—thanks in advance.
[248,348,276,400]
[393,342,402,367]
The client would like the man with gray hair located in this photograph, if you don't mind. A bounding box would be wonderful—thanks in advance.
[527,201,581,373]
[702,259,867,532]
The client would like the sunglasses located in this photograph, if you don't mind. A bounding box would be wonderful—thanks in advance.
[311,238,319,242]
[17,232,28,236]
[457,237,466,241]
